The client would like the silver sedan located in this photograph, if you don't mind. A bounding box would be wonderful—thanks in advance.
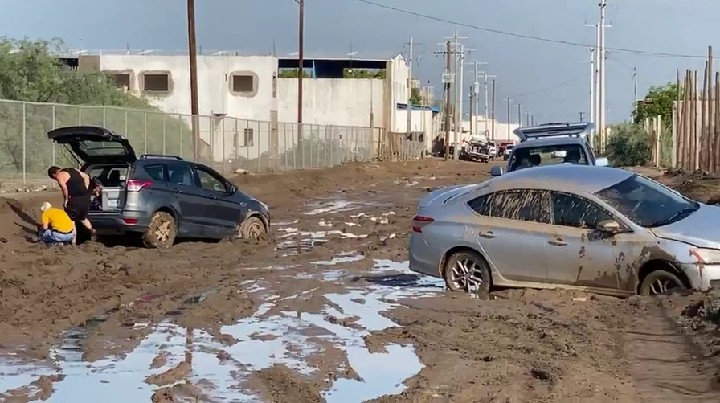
[409,164,720,296]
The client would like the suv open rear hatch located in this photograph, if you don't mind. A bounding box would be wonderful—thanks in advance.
[513,122,595,143]
[47,126,137,166]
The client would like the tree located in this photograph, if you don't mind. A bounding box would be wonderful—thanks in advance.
[0,37,190,176]
[632,83,679,126]
[410,87,422,106]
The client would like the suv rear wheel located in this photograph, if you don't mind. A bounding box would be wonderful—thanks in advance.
[237,216,266,239]
[143,211,176,249]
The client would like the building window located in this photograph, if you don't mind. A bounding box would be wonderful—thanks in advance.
[229,71,258,97]
[233,75,253,92]
[142,72,171,92]
[108,73,130,89]
[244,128,254,147]
[234,128,255,147]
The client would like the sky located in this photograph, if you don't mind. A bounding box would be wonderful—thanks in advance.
[0,0,716,124]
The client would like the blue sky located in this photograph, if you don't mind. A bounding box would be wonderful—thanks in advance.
[0,0,716,123]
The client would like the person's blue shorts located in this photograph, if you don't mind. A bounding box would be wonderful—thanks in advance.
[38,229,74,245]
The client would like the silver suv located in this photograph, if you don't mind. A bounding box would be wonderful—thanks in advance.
[47,126,270,248]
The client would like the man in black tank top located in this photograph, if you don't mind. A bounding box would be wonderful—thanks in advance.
[47,166,95,240]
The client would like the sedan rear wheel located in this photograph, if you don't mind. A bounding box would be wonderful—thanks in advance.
[638,269,686,295]
[443,251,491,294]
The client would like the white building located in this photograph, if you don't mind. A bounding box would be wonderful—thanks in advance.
[71,50,437,162]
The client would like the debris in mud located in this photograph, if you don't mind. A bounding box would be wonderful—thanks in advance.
[681,293,720,327]
[530,366,555,383]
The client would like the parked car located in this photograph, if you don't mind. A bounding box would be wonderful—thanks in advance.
[503,144,514,160]
[409,164,720,296]
[47,126,270,248]
[491,122,608,176]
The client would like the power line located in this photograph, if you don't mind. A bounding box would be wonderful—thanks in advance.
[508,76,584,99]
[352,0,706,59]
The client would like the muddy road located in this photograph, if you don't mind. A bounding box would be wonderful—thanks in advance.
[0,160,719,402]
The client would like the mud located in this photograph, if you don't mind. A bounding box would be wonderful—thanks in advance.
[0,161,719,401]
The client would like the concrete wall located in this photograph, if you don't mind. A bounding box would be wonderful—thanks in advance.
[91,53,410,163]
[276,78,384,128]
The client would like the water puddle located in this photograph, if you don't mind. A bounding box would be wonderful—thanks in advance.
[304,199,388,216]
[0,259,442,401]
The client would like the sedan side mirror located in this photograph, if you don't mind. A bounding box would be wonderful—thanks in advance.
[490,166,504,177]
[227,185,238,194]
[597,219,621,234]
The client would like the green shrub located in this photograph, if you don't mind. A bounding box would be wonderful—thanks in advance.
[605,123,651,167]
[0,37,191,179]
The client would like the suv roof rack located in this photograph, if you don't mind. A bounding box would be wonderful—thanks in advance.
[139,154,183,160]
[514,122,594,142]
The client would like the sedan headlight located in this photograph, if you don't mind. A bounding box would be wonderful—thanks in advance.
[690,248,720,264]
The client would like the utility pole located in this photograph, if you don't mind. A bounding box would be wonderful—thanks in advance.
[598,0,608,150]
[294,0,305,162]
[406,36,413,150]
[505,98,512,139]
[516,103,522,128]
[579,112,585,122]
[490,78,496,140]
[466,61,489,136]
[526,111,531,127]
[632,66,638,102]
[469,86,474,137]
[440,41,453,160]
[444,30,470,159]
[589,49,595,140]
[186,0,199,160]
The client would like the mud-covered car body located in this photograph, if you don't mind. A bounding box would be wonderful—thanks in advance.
[47,126,269,247]
[491,122,608,176]
[409,164,720,296]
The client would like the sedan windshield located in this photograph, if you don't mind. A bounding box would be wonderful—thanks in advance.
[595,174,699,228]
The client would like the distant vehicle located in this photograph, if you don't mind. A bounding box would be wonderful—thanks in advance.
[486,141,498,160]
[47,126,270,248]
[490,122,608,176]
[409,164,720,296]
[503,145,514,160]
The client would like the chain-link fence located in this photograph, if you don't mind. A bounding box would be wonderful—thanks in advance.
[0,99,397,184]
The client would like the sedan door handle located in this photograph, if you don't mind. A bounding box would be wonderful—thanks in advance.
[548,239,567,246]
[478,231,496,239]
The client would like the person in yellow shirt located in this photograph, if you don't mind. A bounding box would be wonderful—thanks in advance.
[39,202,76,245]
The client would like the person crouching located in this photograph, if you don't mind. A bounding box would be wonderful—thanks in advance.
[39,202,75,245]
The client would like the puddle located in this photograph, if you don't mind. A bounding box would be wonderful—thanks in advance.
[0,257,442,402]
[304,199,388,216]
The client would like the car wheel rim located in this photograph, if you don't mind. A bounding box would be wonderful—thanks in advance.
[155,221,171,242]
[247,222,264,238]
[649,276,682,295]
[450,258,484,292]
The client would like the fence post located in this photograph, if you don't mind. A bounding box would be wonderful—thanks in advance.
[672,102,678,168]
[22,102,27,184]
[52,104,56,166]
[162,115,167,155]
[143,112,148,154]
[656,115,662,167]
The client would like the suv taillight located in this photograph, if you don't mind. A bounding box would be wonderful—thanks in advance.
[127,179,153,192]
